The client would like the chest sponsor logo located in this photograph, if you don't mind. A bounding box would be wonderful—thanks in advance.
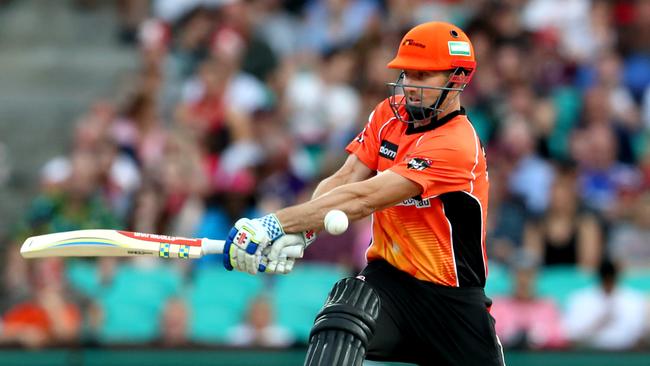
[407,157,432,171]
[397,197,431,208]
[379,140,398,160]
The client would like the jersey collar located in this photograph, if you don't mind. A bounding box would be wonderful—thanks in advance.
[405,107,466,135]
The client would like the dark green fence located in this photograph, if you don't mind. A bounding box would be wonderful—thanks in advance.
[1,349,649,366]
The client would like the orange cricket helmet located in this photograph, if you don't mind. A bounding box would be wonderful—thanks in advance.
[387,21,476,72]
[386,22,477,123]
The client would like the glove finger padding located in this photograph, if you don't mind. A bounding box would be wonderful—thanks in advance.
[268,231,317,261]
[261,253,295,274]
[280,258,295,274]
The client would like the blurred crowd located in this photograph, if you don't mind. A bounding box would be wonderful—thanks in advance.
[2,0,650,353]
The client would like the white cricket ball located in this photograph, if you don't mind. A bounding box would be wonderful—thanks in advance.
[324,209,349,235]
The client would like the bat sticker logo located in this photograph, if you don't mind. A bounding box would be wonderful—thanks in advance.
[159,243,171,258]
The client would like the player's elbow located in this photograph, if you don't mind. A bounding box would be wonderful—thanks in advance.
[346,185,381,220]
[352,197,376,220]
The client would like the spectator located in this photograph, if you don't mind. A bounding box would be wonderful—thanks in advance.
[564,261,647,350]
[301,0,379,54]
[254,0,301,58]
[498,117,555,216]
[524,168,602,270]
[609,192,650,269]
[0,259,81,348]
[217,0,279,83]
[487,165,528,265]
[522,0,614,63]
[111,91,167,168]
[572,123,642,219]
[157,298,189,347]
[593,51,640,133]
[490,254,566,350]
[227,295,293,348]
[284,46,361,178]
[13,150,121,240]
[643,86,650,130]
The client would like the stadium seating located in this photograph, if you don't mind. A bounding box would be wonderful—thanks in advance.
[96,261,182,343]
[621,269,650,293]
[536,266,597,309]
[66,259,102,298]
[188,265,264,343]
[271,263,349,342]
[484,262,512,298]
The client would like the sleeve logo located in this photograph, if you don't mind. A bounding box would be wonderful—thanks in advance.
[407,157,432,171]
[355,126,367,143]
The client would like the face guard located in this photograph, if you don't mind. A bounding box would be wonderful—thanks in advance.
[386,67,474,124]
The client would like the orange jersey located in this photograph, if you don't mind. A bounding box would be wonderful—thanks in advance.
[346,99,489,287]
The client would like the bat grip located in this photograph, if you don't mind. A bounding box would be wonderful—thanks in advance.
[200,238,303,258]
[201,239,225,254]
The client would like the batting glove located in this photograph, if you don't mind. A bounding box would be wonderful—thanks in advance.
[260,230,317,274]
[223,214,285,274]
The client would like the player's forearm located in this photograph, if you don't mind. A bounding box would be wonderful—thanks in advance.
[277,182,377,233]
[311,175,348,200]
[311,154,374,200]
[277,171,421,233]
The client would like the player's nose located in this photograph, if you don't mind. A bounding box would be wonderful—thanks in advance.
[404,88,420,102]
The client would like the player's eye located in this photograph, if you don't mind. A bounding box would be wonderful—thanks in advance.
[404,71,426,81]
[404,71,420,80]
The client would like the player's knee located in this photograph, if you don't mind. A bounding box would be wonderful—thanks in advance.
[310,277,380,345]
[304,277,381,366]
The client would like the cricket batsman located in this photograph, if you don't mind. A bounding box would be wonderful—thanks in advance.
[222,21,506,366]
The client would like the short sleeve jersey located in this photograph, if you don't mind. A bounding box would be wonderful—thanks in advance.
[346,99,489,287]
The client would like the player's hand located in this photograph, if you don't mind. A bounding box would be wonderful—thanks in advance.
[260,230,316,274]
[223,215,285,274]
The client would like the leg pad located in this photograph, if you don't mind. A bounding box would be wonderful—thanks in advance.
[304,277,381,366]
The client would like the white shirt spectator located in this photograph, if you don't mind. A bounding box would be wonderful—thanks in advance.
[609,224,650,269]
[508,155,555,215]
[227,324,294,348]
[286,70,360,144]
[563,285,647,350]
[522,0,613,62]
[182,72,269,115]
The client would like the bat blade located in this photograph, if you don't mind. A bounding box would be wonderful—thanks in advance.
[20,229,302,260]
[20,230,206,259]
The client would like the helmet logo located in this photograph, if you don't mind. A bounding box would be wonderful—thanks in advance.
[402,39,426,48]
[448,41,471,56]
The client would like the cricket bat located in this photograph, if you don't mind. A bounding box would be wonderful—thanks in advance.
[20,230,302,259]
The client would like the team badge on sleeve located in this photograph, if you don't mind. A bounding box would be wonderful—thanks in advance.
[407,157,432,171]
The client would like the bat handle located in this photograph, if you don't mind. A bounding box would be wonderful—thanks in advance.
[201,239,226,255]
[200,238,303,258]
